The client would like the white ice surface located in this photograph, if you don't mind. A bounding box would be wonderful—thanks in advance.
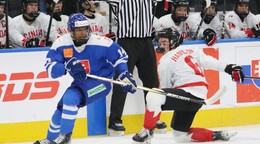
[16,124,260,144]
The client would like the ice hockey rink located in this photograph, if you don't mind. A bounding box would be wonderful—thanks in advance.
[16,124,260,144]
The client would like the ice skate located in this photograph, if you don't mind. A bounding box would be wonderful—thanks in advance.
[33,139,51,144]
[50,132,72,144]
[154,120,167,134]
[213,131,238,141]
[108,122,125,136]
[132,128,154,144]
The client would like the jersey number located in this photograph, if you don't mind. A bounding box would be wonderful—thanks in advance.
[184,55,204,77]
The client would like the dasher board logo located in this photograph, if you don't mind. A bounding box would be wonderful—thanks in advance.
[237,60,260,103]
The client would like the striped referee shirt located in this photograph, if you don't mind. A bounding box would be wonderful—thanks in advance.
[109,0,155,38]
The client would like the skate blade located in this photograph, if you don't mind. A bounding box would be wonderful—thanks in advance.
[154,128,167,134]
[107,129,124,136]
[229,132,238,138]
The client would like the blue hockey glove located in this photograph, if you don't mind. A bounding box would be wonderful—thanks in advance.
[224,64,245,83]
[117,71,137,94]
[65,57,86,82]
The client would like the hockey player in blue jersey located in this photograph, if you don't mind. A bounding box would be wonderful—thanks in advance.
[34,13,137,144]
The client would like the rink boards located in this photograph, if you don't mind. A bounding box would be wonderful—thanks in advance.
[1,38,260,143]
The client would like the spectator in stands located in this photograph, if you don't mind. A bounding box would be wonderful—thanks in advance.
[10,0,60,48]
[225,0,260,38]
[158,0,192,40]
[188,0,221,45]
[46,0,69,35]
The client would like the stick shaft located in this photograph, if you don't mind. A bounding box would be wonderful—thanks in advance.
[86,74,225,105]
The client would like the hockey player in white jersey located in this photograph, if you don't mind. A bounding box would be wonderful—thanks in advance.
[0,0,17,48]
[188,0,221,46]
[132,28,242,143]
[225,0,260,38]
[158,0,192,40]
[78,0,111,37]
[10,0,60,48]
[46,0,69,35]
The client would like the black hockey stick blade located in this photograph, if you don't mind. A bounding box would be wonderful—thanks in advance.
[86,74,226,105]
[244,76,260,79]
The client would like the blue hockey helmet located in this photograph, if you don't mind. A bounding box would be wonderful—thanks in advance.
[68,13,91,46]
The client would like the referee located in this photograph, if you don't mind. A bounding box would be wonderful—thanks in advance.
[107,0,166,136]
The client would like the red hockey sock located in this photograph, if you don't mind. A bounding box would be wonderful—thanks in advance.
[188,127,214,142]
[143,109,161,130]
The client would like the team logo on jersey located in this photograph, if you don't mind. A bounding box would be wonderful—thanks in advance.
[237,60,260,103]
[63,48,73,58]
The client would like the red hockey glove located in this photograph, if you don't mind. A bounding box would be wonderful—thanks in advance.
[224,64,245,83]
[105,32,116,41]
[203,28,217,46]
[25,38,46,48]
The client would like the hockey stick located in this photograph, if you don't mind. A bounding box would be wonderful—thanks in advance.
[86,73,226,105]
[5,0,9,48]
[245,76,260,79]
[221,0,226,39]
[45,0,59,45]
[193,0,211,40]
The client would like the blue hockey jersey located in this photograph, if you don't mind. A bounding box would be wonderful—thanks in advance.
[45,34,128,79]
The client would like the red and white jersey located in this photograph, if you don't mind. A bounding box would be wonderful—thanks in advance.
[11,12,60,47]
[0,15,17,47]
[53,15,69,35]
[86,13,109,36]
[187,13,222,39]
[225,11,256,38]
[158,14,192,40]
[158,45,227,99]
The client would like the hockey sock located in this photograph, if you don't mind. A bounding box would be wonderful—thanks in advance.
[187,127,214,142]
[47,109,62,140]
[60,104,79,134]
[144,108,161,129]
[59,87,81,135]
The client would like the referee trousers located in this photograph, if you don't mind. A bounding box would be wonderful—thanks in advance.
[109,37,159,125]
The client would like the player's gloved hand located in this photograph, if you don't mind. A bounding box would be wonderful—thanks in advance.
[203,28,217,46]
[65,57,87,82]
[224,64,245,83]
[117,71,137,94]
[105,32,116,41]
[25,38,46,48]
[251,25,260,36]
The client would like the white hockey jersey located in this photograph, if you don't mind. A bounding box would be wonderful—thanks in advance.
[86,13,109,36]
[187,13,222,39]
[53,15,69,35]
[158,14,192,40]
[225,11,257,38]
[11,12,60,47]
[0,15,17,47]
[158,45,227,99]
